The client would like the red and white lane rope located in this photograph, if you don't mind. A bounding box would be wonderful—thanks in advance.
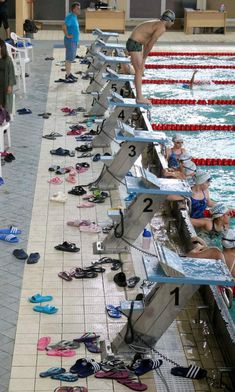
[148,51,235,57]
[151,124,235,131]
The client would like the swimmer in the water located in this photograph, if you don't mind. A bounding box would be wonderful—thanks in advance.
[182,70,212,90]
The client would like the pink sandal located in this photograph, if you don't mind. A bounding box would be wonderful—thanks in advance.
[67,129,83,136]
[48,177,63,185]
[117,379,148,391]
[37,336,51,351]
[80,223,101,233]
[47,349,76,357]
[67,220,92,227]
[66,175,76,184]
[77,202,95,208]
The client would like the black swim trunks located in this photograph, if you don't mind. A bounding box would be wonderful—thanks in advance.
[126,38,143,52]
[0,13,9,29]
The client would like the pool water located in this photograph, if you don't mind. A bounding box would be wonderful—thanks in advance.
[144,55,235,320]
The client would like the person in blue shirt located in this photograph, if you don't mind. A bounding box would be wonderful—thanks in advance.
[62,2,80,82]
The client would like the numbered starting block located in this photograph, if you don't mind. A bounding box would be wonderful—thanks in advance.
[93,171,191,254]
[111,242,235,353]
[86,28,119,58]
[93,122,167,189]
[95,38,126,55]
[86,52,130,94]
[92,92,151,148]
[88,68,134,117]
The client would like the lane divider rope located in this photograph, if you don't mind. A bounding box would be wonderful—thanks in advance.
[149,51,235,57]
[192,158,235,166]
[143,79,235,85]
[145,64,235,69]
[151,123,235,131]
[150,98,235,105]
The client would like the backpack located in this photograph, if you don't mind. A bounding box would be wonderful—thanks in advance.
[23,19,38,33]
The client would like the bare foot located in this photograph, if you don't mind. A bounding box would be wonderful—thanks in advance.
[136,97,152,105]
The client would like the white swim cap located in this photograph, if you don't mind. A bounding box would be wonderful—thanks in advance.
[211,203,229,219]
[194,170,211,185]
[161,10,176,22]
[222,229,235,249]
[179,152,192,161]
[172,134,183,142]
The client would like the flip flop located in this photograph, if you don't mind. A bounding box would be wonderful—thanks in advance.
[17,108,32,115]
[79,224,101,233]
[47,340,80,350]
[50,192,67,203]
[54,388,88,392]
[95,370,129,379]
[47,349,76,357]
[58,271,73,281]
[106,305,122,319]
[27,252,40,264]
[54,78,66,83]
[50,148,70,156]
[66,175,76,184]
[67,220,91,227]
[54,387,88,392]
[84,339,101,353]
[127,276,141,289]
[0,226,21,235]
[39,367,66,378]
[74,269,98,279]
[77,202,95,208]
[33,305,58,314]
[37,336,51,351]
[68,186,86,196]
[76,144,93,152]
[73,332,100,344]
[13,248,28,260]
[77,152,93,158]
[117,379,148,391]
[48,177,63,185]
[29,294,53,303]
[92,153,101,162]
[133,359,163,376]
[0,234,19,243]
[51,372,78,381]
[55,242,80,253]
[70,358,101,376]
[48,165,60,172]
[171,365,207,379]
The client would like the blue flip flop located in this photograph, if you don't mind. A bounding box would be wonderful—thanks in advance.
[0,234,19,243]
[39,367,66,378]
[133,359,163,376]
[29,294,53,303]
[51,372,78,382]
[0,226,21,235]
[106,305,122,318]
[33,305,58,314]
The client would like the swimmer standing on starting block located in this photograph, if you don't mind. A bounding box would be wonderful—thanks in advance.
[126,9,175,105]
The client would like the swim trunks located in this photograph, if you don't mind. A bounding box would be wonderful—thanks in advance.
[126,38,142,52]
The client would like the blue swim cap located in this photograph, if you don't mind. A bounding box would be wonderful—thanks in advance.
[182,84,190,89]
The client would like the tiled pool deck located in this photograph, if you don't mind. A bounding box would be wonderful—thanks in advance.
[0,30,234,392]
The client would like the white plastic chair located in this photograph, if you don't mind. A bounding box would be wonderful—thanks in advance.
[6,43,30,93]
[10,32,34,61]
[0,121,11,152]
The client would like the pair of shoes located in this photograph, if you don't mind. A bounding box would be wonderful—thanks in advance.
[43,132,62,140]
[17,108,32,115]
[29,293,58,314]
[55,241,80,252]
[48,177,63,185]
[13,248,40,263]
[113,272,140,288]
[106,305,122,318]
[68,186,86,196]
[50,148,75,157]
[50,191,67,203]
[4,153,15,162]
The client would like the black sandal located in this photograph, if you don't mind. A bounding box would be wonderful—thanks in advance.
[54,242,80,253]
[68,186,87,196]
[76,144,93,152]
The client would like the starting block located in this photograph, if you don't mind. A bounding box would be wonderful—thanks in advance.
[92,92,151,148]
[111,242,235,352]
[86,28,119,58]
[93,121,167,189]
[88,68,134,116]
[93,171,191,254]
[86,52,130,94]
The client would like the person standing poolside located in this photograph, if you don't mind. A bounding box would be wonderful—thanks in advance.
[0,39,16,114]
[126,9,175,104]
[62,2,80,82]
[0,0,10,39]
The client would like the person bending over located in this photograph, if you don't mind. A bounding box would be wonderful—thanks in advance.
[62,2,80,82]
[126,9,175,104]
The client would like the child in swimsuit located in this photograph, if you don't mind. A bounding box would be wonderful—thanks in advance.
[190,170,215,219]
[166,134,186,169]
